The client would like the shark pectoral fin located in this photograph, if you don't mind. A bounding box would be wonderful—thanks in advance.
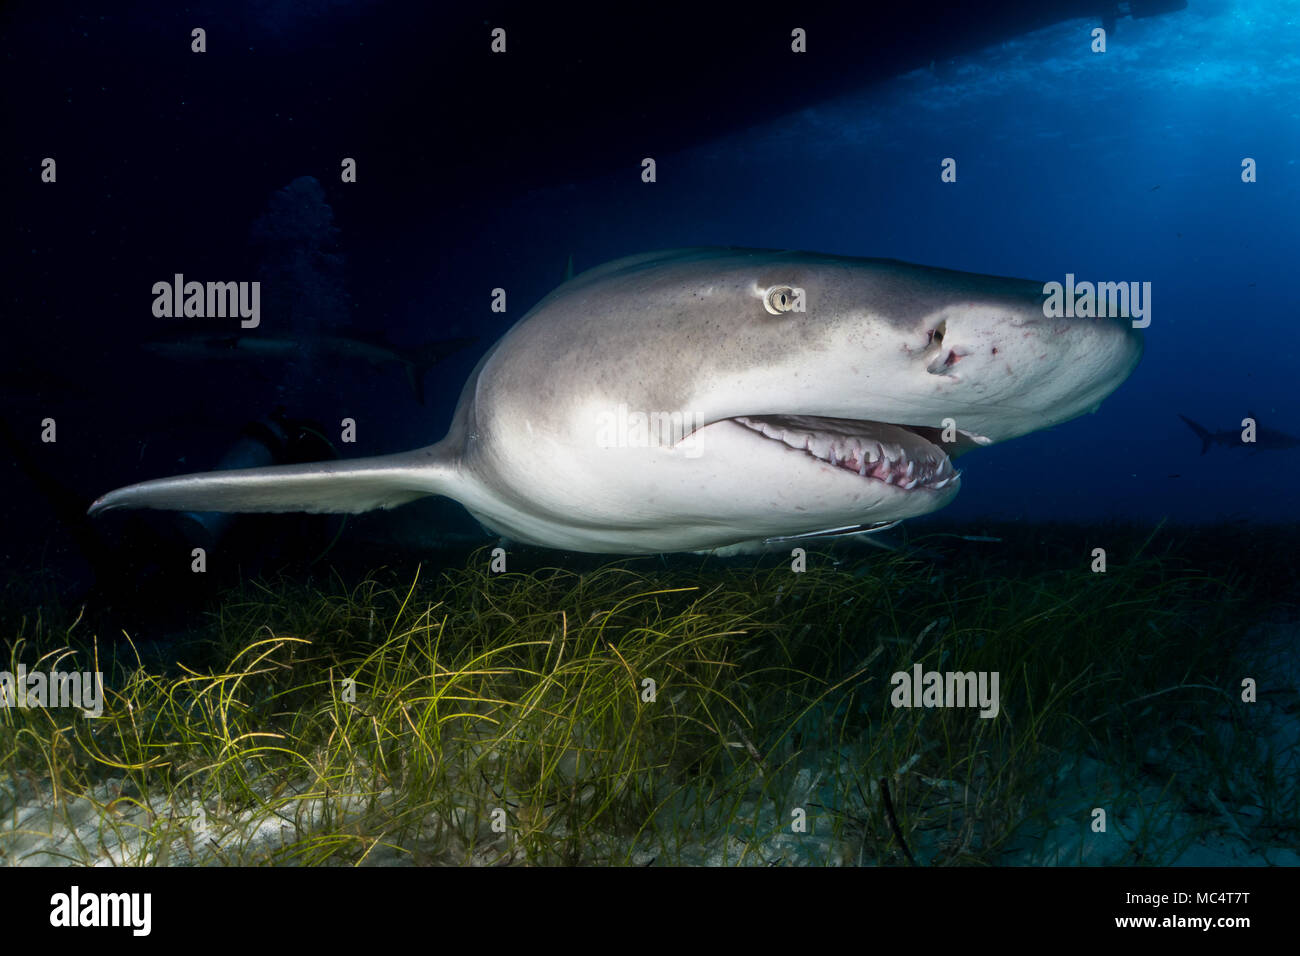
[88,451,448,517]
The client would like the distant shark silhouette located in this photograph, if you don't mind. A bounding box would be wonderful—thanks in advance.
[1179,414,1300,454]
[143,331,477,404]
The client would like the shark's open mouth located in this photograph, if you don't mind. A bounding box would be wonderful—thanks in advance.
[732,415,962,491]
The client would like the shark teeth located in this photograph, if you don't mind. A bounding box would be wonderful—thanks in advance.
[732,415,960,492]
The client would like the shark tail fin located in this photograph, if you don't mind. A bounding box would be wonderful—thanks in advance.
[88,448,455,517]
[401,337,479,405]
[1178,415,1214,454]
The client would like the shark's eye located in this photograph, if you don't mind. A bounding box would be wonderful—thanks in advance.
[764,285,797,314]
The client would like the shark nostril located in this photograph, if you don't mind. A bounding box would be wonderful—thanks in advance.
[927,346,966,375]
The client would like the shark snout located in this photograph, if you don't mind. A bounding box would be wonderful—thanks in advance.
[1022,312,1142,426]
[922,307,1143,444]
[1048,311,1144,390]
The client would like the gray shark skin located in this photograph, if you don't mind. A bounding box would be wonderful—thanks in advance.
[90,248,1143,553]
[1179,414,1300,454]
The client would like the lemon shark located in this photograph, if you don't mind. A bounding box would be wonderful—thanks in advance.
[90,248,1143,553]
